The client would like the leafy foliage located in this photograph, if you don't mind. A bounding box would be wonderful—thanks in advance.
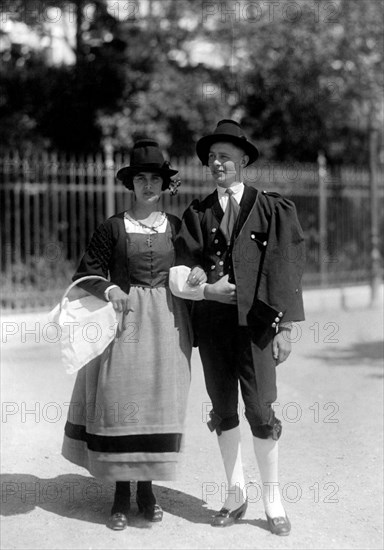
[0,0,382,163]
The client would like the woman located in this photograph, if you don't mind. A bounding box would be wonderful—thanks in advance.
[61,139,196,530]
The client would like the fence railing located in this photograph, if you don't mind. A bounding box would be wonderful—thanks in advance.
[1,148,383,311]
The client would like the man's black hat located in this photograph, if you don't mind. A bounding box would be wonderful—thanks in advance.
[196,119,259,167]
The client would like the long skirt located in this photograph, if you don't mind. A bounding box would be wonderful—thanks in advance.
[62,287,193,481]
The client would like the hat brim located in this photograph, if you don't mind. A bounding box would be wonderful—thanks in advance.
[196,134,259,166]
[116,165,178,182]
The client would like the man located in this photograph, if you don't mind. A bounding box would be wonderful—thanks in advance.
[174,119,305,535]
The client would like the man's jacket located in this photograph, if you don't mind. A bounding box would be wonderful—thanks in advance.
[175,185,306,348]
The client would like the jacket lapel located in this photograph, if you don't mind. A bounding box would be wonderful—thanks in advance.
[210,189,224,222]
[234,185,258,239]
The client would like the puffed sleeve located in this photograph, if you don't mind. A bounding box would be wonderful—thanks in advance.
[174,199,205,268]
[258,195,305,322]
[169,265,207,300]
[247,194,305,347]
[72,220,115,301]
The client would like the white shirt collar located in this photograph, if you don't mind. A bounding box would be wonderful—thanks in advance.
[216,181,244,197]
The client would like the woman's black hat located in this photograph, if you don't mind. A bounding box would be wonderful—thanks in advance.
[196,119,259,167]
[116,139,178,190]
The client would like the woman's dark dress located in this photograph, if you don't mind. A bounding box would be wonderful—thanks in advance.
[62,214,193,480]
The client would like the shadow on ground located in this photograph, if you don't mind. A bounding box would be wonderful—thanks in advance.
[306,340,383,374]
[0,473,218,527]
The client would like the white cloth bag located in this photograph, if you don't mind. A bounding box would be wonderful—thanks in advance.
[48,275,119,374]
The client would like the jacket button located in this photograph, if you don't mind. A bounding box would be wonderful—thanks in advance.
[211,265,215,270]
[279,312,283,316]
[214,239,218,244]
[272,322,276,328]
[211,228,217,233]
[216,251,221,256]
[274,317,280,323]
[251,234,255,240]
[219,271,224,276]
[219,260,224,265]
[263,241,268,246]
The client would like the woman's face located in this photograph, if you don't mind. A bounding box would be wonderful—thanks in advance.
[132,172,163,205]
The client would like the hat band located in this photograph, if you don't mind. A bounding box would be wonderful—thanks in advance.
[130,163,166,169]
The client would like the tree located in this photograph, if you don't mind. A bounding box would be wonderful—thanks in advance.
[0,0,382,162]
[0,1,126,152]
[236,0,383,163]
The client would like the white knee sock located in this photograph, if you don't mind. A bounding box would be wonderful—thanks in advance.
[217,427,246,510]
[253,436,286,518]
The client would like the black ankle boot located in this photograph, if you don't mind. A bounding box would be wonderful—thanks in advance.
[136,481,163,522]
[107,481,131,530]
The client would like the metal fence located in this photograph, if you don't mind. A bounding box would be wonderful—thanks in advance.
[1,148,383,311]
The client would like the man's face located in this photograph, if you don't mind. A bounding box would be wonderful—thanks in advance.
[207,142,248,188]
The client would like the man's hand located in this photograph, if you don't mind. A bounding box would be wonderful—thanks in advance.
[187,266,207,286]
[108,287,133,314]
[203,274,237,304]
[272,332,292,365]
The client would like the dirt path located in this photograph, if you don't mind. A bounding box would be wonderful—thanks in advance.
[1,296,383,549]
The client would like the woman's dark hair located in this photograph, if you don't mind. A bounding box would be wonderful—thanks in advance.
[123,165,172,191]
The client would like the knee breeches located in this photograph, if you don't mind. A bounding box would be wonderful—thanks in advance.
[195,303,282,440]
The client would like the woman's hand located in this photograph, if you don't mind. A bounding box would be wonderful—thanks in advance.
[108,287,133,314]
[187,266,207,286]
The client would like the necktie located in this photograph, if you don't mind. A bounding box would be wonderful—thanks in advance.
[220,188,240,245]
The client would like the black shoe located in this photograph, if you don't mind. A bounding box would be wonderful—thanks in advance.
[108,481,131,530]
[106,512,128,530]
[265,513,291,536]
[211,500,248,527]
[136,481,163,522]
[136,498,163,522]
